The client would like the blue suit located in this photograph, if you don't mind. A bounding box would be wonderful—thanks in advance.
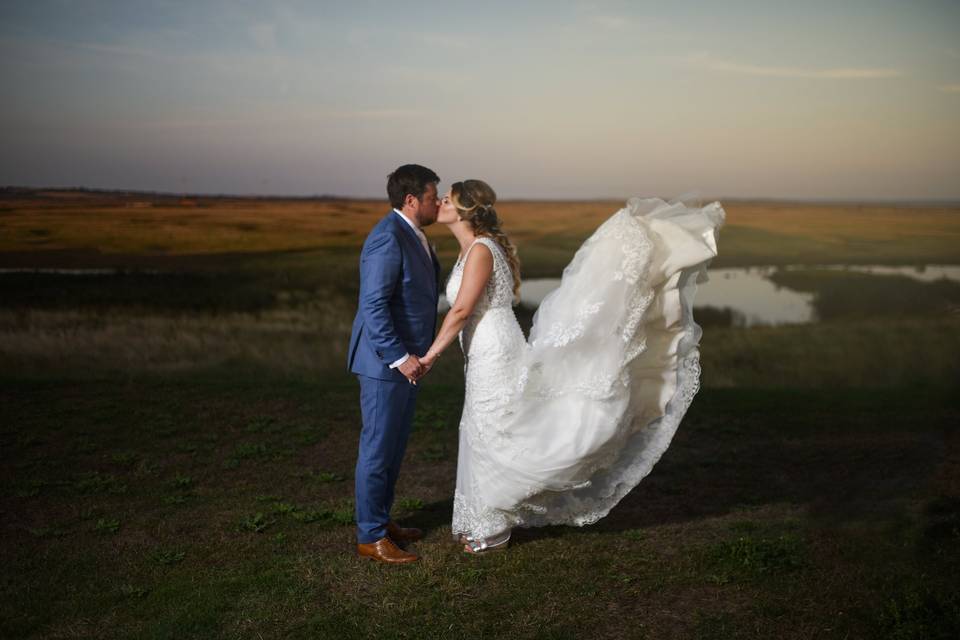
[348,211,441,543]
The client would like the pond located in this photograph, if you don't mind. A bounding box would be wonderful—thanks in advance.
[4,263,958,328]
[439,264,960,327]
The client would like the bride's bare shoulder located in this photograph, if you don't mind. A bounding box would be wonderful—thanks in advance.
[460,242,493,286]
[463,240,494,271]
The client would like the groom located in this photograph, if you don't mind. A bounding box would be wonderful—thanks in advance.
[347,164,442,563]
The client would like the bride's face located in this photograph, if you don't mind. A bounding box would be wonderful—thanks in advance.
[437,189,460,225]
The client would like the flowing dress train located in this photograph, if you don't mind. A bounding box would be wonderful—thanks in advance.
[446,196,726,547]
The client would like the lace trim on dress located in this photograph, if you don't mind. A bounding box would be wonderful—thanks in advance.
[446,198,724,541]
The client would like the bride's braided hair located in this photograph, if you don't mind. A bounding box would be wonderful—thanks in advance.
[451,179,521,301]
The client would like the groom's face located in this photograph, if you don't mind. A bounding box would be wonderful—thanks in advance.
[415,182,440,227]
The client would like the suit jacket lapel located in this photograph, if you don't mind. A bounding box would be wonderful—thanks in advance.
[390,212,436,294]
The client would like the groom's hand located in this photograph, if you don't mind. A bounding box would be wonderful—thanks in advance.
[398,354,424,384]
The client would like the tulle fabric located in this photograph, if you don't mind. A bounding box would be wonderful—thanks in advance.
[448,196,726,543]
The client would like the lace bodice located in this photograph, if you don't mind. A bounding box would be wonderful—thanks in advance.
[445,237,516,312]
[445,237,522,361]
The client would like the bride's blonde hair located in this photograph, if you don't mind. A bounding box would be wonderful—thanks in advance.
[451,179,521,301]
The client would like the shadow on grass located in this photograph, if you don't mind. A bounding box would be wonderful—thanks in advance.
[407,498,455,539]
[485,386,957,549]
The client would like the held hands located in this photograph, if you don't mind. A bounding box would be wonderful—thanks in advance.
[397,354,424,385]
[400,352,439,385]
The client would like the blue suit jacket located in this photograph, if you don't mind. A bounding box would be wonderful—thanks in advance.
[347,211,441,382]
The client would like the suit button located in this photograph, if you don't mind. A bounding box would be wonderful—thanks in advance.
[376,351,382,357]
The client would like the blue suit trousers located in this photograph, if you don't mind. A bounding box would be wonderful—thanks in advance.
[354,373,419,543]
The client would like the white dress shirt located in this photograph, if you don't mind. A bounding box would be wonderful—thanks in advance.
[388,209,432,370]
[393,208,431,258]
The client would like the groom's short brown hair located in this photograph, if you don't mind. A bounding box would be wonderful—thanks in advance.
[387,164,440,210]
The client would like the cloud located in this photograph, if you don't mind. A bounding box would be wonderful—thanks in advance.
[248,23,277,50]
[938,84,960,94]
[113,108,428,130]
[590,15,630,31]
[683,52,902,79]
[344,109,425,119]
[74,41,171,62]
[419,33,479,50]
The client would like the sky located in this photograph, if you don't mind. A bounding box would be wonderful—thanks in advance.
[1,0,958,200]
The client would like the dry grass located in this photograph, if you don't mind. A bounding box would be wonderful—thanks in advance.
[0,191,382,255]
[0,306,354,376]
[3,190,958,272]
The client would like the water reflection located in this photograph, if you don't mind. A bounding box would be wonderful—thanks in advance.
[789,264,960,282]
[692,267,815,326]
[438,264,960,327]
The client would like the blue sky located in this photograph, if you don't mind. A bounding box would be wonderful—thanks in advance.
[1,1,958,199]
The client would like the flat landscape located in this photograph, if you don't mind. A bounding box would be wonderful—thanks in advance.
[2,189,959,639]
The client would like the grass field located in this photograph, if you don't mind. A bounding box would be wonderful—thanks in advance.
[3,189,960,273]
[2,189,959,638]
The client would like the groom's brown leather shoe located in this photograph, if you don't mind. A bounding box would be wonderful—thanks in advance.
[357,537,419,564]
[387,521,424,544]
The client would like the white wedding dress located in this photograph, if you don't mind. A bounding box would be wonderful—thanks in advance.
[446,196,726,549]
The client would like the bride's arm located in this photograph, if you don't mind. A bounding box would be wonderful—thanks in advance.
[420,243,493,370]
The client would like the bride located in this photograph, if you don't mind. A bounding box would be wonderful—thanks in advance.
[417,179,726,554]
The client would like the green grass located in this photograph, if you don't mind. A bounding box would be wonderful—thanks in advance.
[767,268,960,320]
[700,525,808,584]
[1,191,959,637]
[1,370,958,639]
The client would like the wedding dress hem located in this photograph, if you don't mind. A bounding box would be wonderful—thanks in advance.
[448,196,726,542]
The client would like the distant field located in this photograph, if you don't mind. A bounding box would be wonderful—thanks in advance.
[2,190,958,276]
[1,188,959,384]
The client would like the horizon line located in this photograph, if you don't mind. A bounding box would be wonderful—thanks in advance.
[3,185,960,207]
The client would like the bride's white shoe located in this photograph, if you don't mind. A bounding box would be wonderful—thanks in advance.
[458,529,511,554]
[462,537,509,554]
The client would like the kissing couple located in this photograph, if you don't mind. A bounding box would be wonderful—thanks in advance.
[347,164,726,562]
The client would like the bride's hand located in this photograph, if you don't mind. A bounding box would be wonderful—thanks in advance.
[419,352,438,373]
